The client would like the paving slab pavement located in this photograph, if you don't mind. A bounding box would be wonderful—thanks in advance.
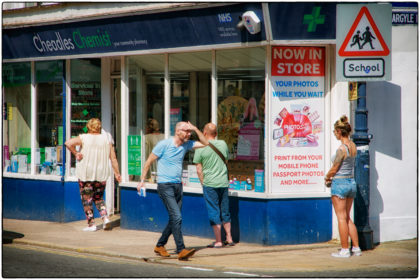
[2,216,418,276]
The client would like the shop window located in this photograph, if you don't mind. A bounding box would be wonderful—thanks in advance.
[216,47,266,193]
[35,61,64,175]
[2,62,31,173]
[128,54,164,182]
[69,59,101,175]
[169,51,212,187]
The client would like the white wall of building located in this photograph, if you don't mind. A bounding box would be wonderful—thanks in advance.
[330,23,418,243]
[329,81,352,240]
[367,24,418,243]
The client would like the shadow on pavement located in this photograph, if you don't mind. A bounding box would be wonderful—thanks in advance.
[3,230,24,244]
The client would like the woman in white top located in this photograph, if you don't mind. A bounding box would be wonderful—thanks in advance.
[65,118,122,232]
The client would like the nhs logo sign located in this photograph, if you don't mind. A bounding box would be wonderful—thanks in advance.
[218,13,232,23]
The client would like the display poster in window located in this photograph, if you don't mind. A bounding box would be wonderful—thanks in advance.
[128,135,141,175]
[270,46,325,193]
[6,103,13,121]
[36,61,63,83]
[236,130,260,160]
[170,108,182,135]
[236,97,262,160]
[2,63,31,87]
[187,164,202,188]
[71,81,101,138]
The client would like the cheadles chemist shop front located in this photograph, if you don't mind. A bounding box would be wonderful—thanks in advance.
[3,3,336,245]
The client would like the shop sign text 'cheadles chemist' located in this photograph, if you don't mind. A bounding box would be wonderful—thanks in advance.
[32,29,112,54]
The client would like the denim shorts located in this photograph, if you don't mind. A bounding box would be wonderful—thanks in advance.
[331,178,357,199]
[202,186,231,226]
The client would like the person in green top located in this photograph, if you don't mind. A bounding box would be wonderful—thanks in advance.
[193,123,234,248]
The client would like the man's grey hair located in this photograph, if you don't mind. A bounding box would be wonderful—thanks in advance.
[175,121,189,131]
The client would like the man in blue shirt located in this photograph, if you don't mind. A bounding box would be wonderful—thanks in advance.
[137,121,208,261]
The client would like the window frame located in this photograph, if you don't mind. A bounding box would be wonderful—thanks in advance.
[3,44,332,199]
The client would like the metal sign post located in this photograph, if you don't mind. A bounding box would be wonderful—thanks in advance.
[353,82,373,250]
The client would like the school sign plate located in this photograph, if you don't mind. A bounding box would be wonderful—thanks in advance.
[336,4,392,81]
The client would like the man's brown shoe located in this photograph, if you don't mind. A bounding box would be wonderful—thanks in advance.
[178,248,196,261]
[154,246,170,257]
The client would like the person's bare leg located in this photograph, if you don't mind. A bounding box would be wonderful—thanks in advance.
[332,196,349,249]
[346,197,359,248]
[223,222,233,243]
[212,224,223,247]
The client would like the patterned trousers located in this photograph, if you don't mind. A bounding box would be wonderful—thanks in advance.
[78,180,108,226]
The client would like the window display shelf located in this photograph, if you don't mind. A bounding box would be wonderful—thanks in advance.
[71,102,100,106]
[70,81,101,137]
[3,172,62,181]
[118,182,330,199]
[227,159,264,191]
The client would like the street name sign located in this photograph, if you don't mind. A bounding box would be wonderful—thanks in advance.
[336,4,392,81]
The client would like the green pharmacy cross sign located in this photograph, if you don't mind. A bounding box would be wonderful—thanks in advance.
[303,7,325,32]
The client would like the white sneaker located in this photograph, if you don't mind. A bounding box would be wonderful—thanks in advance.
[83,225,97,232]
[352,247,362,256]
[103,217,111,230]
[331,249,350,258]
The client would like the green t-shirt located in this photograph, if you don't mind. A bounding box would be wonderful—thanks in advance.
[193,139,229,188]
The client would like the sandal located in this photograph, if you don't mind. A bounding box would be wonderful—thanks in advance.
[223,241,235,246]
[207,242,223,248]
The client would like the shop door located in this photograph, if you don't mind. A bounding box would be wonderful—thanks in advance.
[112,78,121,213]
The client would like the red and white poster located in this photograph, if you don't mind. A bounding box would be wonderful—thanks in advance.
[270,46,325,193]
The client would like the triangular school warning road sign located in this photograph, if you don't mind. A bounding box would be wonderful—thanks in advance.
[338,6,390,57]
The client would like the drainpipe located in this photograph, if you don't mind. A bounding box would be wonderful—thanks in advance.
[352,82,373,250]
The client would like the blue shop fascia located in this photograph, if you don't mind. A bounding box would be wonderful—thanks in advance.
[3,2,338,245]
